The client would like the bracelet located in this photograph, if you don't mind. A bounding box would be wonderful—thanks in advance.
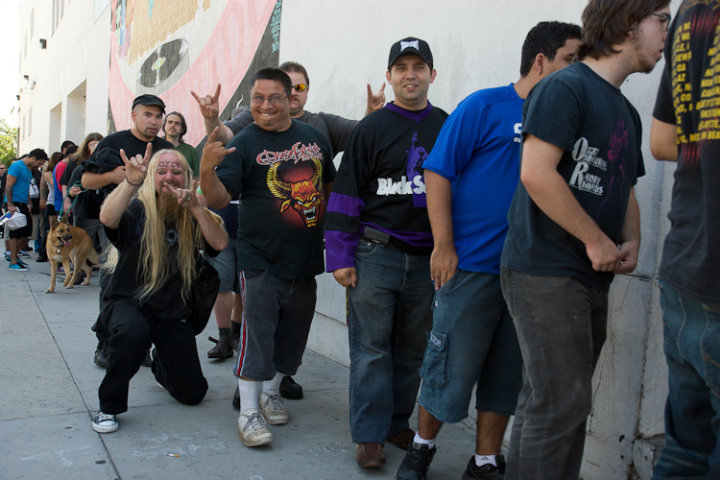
[126,178,143,187]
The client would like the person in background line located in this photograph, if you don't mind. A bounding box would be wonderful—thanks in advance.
[36,152,63,263]
[4,149,48,271]
[499,1,670,478]
[396,21,582,480]
[53,145,77,221]
[324,37,448,469]
[65,133,105,253]
[649,1,720,478]
[163,112,200,178]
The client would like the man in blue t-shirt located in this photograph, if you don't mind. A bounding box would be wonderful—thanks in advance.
[395,23,581,480]
[499,1,669,479]
[4,149,48,271]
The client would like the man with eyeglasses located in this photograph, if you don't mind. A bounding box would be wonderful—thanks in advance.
[498,1,670,478]
[650,1,720,478]
[194,61,385,156]
[193,61,384,400]
[200,67,335,448]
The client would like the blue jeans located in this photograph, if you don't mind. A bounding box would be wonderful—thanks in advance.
[652,281,720,480]
[500,268,608,480]
[419,270,522,423]
[347,241,433,443]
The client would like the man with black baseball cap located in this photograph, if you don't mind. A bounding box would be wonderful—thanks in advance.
[325,36,448,469]
[82,93,174,369]
[387,37,434,70]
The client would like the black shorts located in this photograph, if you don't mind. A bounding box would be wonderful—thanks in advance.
[8,203,33,239]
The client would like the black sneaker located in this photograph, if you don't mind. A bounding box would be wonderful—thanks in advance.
[232,385,240,410]
[207,336,234,359]
[279,375,303,399]
[396,442,436,480]
[462,455,505,480]
[94,343,108,368]
[91,411,118,433]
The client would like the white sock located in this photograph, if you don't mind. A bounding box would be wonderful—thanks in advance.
[474,454,498,467]
[262,372,283,394]
[237,378,261,413]
[413,431,436,449]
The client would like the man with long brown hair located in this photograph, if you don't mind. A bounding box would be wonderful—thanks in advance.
[499,1,670,478]
[90,148,227,434]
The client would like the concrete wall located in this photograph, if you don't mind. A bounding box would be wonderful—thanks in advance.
[17,1,680,478]
[280,2,679,478]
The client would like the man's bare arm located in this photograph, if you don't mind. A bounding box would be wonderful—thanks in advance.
[199,127,235,209]
[614,188,640,274]
[521,134,622,272]
[99,146,152,229]
[650,118,678,162]
[82,166,126,190]
[425,170,457,289]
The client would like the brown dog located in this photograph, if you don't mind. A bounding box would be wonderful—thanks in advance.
[46,217,99,293]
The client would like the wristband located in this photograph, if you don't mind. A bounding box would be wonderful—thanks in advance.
[126,178,143,187]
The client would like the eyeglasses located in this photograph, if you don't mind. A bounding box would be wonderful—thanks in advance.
[651,12,671,30]
[250,95,288,105]
[292,83,308,92]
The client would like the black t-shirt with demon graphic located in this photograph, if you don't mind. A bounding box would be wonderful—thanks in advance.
[216,120,335,280]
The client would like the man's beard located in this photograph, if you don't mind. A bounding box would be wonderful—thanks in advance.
[157,192,182,222]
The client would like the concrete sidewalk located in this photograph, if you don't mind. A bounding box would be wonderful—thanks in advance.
[0,251,475,480]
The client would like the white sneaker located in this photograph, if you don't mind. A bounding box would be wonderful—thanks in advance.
[92,411,118,433]
[259,391,289,425]
[238,410,273,447]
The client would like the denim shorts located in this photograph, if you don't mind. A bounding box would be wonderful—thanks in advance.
[205,238,239,293]
[418,270,522,422]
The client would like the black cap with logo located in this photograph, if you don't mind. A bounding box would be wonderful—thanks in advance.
[388,37,433,70]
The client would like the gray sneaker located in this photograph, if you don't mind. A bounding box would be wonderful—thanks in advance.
[237,410,273,447]
[259,391,289,425]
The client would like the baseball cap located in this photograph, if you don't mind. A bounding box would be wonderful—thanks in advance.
[132,94,166,113]
[388,37,433,70]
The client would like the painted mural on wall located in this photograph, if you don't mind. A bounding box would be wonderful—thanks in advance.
[109,0,282,146]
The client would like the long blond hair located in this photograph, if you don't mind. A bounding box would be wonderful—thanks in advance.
[134,149,213,302]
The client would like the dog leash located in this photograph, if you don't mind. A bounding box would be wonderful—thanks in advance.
[58,188,86,222]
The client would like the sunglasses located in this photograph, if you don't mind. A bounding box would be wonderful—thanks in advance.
[292,83,308,92]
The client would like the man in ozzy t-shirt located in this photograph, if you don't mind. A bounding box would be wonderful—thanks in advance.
[200,68,335,448]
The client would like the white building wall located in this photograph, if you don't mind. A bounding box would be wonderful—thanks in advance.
[17,1,681,478]
[18,0,111,153]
